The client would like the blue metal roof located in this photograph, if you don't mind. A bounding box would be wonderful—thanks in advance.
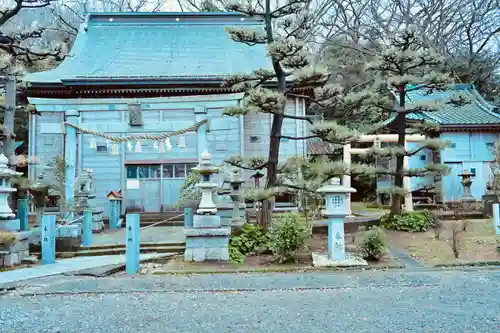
[26,12,272,84]
[405,84,500,125]
[383,84,500,126]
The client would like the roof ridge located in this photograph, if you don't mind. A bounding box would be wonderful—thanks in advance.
[86,11,264,25]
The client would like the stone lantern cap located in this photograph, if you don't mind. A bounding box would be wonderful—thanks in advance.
[192,151,219,175]
[229,168,245,185]
[316,178,357,194]
[0,154,22,178]
[459,170,474,178]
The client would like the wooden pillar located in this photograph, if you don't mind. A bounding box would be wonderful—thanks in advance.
[403,140,413,211]
[2,75,16,159]
[343,144,352,215]
[194,106,208,161]
[64,110,80,210]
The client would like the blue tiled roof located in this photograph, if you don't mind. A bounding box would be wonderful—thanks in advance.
[397,84,500,126]
[26,12,272,84]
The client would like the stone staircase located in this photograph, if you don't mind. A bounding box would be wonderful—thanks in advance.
[32,241,186,258]
[138,212,185,227]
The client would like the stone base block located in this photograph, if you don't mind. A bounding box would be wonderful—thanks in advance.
[220,217,231,227]
[92,221,104,232]
[29,227,41,245]
[184,227,230,262]
[184,247,229,262]
[56,237,82,251]
[312,252,368,267]
[185,227,230,238]
[193,214,221,228]
[56,225,81,238]
[0,219,20,232]
[0,233,30,267]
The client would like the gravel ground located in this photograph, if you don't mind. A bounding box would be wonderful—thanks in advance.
[0,269,499,333]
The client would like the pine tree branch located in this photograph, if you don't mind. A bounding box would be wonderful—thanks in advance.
[271,0,307,18]
[280,135,317,140]
[281,113,314,123]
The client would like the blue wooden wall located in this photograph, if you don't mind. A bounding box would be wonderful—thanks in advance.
[440,132,498,201]
[28,95,308,214]
[376,131,498,202]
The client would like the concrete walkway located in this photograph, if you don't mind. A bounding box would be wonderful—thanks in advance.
[93,226,185,245]
[0,253,173,287]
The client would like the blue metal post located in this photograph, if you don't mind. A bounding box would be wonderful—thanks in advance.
[126,214,141,274]
[82,209,93,246]
[41,215,56,265]
[17,198,29,231]
[184,207,193,227]
[108,200,120,229]
[493,203,500,235]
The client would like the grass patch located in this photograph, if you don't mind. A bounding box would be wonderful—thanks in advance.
[385,219,499,266]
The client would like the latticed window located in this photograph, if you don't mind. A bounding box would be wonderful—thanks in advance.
[128,103,144,126]
[331,195,344,209]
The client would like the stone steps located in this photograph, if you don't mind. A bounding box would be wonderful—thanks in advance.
[80,241,185,251]
[74,245,185,257]
[32,243,186,258]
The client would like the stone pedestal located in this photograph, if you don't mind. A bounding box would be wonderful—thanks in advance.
[0,231,30,267]
[184,222,230,261]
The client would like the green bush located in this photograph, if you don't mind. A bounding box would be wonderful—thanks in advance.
[230,224,269,255]
[268,213,310,263]
[228,245,245,263]
[380,211,429,232]
[228,224,269,263]
[358,226,387,261]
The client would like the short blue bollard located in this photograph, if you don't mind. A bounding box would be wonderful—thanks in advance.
[17,198,29,231]
[493,203,500,235]
[41,215,56,265]
[82,209,93,246]
[184,208,193,227]
[126,214,141,275]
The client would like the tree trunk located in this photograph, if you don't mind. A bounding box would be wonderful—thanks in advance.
[2,75,16,159]
[261,0,287,231]
[390,86,407,216]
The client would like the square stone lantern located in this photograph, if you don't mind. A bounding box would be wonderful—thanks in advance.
[314,178,367,267]
[459,170,475,202]
[0,154,23,231]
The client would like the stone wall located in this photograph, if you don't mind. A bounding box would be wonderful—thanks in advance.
[0,231,30,267]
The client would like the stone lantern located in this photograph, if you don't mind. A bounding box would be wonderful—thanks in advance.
[184,151,229,262]
[0,153,23,231]
[315,178,366,267]
[228,168,245,224]
[459,170,475,202]
[192,151,219,215]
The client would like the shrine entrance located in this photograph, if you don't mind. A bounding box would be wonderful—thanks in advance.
[125,163,197,212]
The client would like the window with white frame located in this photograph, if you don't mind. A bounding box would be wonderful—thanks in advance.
[127,163,197,179]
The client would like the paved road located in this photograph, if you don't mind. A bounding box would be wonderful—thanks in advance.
[1,269,499,332]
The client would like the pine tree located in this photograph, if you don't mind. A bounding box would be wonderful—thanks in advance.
[221,0,381,229]
[341,26,465,215]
